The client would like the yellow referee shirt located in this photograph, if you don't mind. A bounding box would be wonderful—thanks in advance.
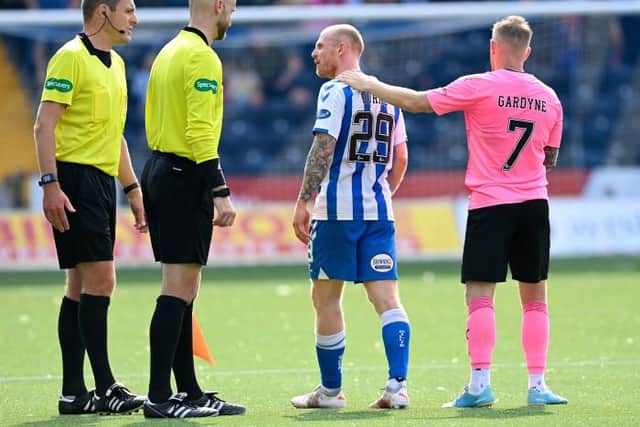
[41,35,127,176]
[145,29,224,163]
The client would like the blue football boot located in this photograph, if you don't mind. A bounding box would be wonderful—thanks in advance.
[527,388,568,405]
[442,385,495,408]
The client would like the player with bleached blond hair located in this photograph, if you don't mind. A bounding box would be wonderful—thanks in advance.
[291,23,411,410]
[340,15,568,408]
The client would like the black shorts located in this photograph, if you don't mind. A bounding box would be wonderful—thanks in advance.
[461,199,550,284]
[53,162,116,269]
[141,151,214,265]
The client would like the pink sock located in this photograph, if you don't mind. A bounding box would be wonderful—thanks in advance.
[466,296,496,369]
[522,302,549,374]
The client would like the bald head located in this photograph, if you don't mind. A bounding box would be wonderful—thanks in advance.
[188,0,236,42]
[492,15,532,53]
[323,24,365,57]
[189,0,214,11]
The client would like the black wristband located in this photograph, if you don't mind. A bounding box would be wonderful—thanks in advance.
[212,187,230,198]
[123,182,139,195]
[38,173,58,186]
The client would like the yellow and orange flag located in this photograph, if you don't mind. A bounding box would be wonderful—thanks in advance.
[192,313,215,367]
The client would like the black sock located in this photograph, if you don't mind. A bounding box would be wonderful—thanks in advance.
[148,295,187,403]
[173,301,204,400]
[58,297,88,396]
[78,294,115,396]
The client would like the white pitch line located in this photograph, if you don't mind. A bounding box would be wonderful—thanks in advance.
[1,359,638,383]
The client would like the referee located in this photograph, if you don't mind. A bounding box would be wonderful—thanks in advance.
[141,0,245,419]
[33,0,146,416]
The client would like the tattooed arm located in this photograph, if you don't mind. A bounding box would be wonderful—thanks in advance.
[543,146,559,171]
[292,133,337,244]
[297,133,337,203]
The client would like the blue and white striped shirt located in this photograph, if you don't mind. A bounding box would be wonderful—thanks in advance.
[311,79,407,221]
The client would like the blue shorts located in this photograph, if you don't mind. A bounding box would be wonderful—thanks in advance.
[308,220,398,282]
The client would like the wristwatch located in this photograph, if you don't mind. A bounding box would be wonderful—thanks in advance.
[38,173,58,187]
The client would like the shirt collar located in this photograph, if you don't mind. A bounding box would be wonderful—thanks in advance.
[79,32,112,68]
[183,26,209,46]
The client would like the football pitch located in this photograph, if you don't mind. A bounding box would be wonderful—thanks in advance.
[1,257,638,426]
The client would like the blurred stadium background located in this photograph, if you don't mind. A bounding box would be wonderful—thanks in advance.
[1,2,639,426]
[0,0,639,267]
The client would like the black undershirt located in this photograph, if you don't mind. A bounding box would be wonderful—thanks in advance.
[79,32,112,68]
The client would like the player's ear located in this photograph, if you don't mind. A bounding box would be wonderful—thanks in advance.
[489,39,497,55]
[523,46,532,62]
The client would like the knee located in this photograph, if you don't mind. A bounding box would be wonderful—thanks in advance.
[65,283,82,301]
[370,295,401,316]
[312,295,341,315]
[85,276,115,296]
[183,286,198,303]
[519,280,547,305]
[161,265,201,303]
[64,270,81,300]
[76,262,116,296]
[78,275,116,297]
[161,282,198,303]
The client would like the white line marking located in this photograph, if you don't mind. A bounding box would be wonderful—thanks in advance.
[1,359,637,383]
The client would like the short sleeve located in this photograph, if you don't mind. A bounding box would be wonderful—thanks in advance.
[547,99,563,148]
[312,82,346,140]
[41,48,77,106]
[426,75,482,116]
[393,107,407,146]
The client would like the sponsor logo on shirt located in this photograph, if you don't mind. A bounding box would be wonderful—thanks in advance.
[370,253,394,272]
[317,109,331,119]
[194,78,218,94]
[45,78,73,93]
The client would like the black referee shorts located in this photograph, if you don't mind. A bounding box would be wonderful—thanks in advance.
[53,161,116,269]
[461,199,550,284]
[141,151,214,265]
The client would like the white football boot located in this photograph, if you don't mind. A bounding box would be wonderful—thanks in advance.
[291,385,346,409]
[369,381,409,409]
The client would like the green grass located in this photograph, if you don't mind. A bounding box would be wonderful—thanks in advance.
[1,258,639,426]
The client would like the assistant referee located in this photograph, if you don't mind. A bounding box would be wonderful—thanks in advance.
[140,0,245,419]
[33,0,146,416]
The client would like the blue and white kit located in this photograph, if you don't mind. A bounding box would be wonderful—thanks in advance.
[309,79,407,282]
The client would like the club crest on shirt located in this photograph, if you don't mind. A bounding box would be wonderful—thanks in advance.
[194,78,218,94]
[45,78,73,93]
[317,109,331,119]
[370,253,394,272]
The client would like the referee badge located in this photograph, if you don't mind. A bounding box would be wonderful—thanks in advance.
[194,78,218,94]
[45,78,73,93]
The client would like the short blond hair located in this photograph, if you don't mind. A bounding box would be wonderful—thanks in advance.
[492,15,532,51]
[326,24,365,56]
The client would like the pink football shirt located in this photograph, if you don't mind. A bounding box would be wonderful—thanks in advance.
[426,69,563,210]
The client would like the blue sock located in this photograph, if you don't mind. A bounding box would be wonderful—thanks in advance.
[316,331,345,390]
[381,308,410,380]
